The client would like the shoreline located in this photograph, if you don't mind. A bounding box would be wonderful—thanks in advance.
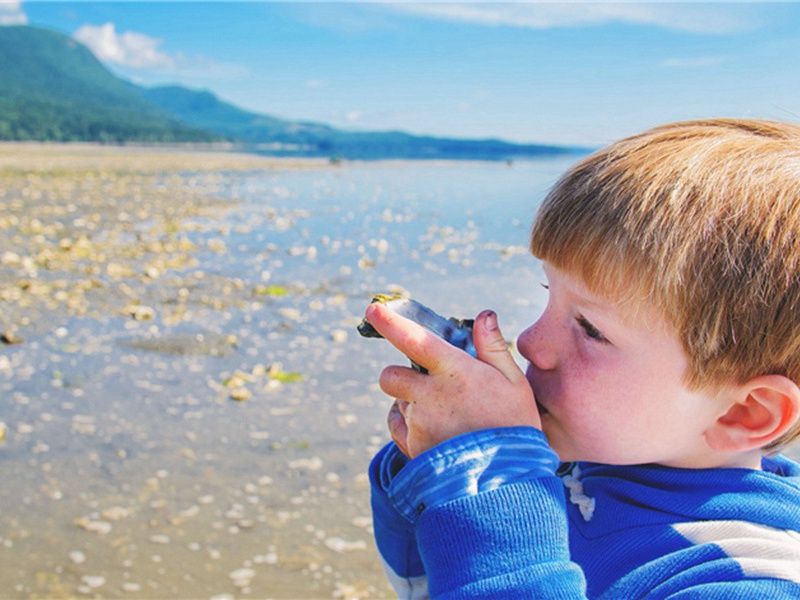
[0,141,333,174]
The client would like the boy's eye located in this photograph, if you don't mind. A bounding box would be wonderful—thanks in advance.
[577,316,609,343]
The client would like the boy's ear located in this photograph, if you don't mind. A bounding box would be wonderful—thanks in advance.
[705,375,800,453]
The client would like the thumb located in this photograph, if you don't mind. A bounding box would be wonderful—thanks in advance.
[473,310,525,383]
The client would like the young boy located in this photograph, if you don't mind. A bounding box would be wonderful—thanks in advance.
[364,119,800,598]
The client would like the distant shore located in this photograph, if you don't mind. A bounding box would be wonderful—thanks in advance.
[0,141,332,174]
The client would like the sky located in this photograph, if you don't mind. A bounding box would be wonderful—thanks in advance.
[2,1,800,147]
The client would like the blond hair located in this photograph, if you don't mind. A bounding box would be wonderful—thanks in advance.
[530,119,800,451]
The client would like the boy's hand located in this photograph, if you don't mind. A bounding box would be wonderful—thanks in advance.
[365,303,541,458]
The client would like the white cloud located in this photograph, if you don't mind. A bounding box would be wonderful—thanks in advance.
[73,22,181,69]
[0,0,28,25]
[391,2,757,35]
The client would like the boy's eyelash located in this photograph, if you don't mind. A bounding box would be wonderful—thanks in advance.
[540,283,549,290]
[577,316,609,343]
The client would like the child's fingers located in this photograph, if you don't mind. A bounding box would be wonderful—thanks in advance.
[379,364,427,400]
[387,400,411,457]
[472,310,527,384]
[365,302,454,373]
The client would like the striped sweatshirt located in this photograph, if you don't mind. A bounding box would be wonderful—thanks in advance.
[369,427,800,599]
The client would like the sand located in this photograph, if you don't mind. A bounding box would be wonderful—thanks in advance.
[0,143,394,599]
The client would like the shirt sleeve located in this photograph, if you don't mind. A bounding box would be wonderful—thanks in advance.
[370,427,586,598]
[369,442,428,598]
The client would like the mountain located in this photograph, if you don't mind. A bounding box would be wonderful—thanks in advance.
[142,85,577,160]
[0,25,217,142]
[0,24,581,160]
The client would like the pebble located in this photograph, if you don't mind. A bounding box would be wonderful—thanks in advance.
[324,537,368,553]
[74,518,112,535]
[150,534,171,544]
[68,550,87,564]
[230,387,251,402]
[0,331,23,345]
[101,506,132,521]
[288,456,323,471]
[81,575,106,589]
[253,552,278,565]
[229,567,256,588]
[121,582,142,592]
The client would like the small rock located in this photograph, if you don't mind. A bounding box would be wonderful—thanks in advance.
[101,506,131,521]
[324,537,368,553]
[229,567,256,588]
[124,305,155,321]
[150,534,170,544]
[288,456,323,471]
[74,518,112,535]
[81,575,106,589]
[1,331,22,345]
[230,387,251,402]
[330,329,348,344]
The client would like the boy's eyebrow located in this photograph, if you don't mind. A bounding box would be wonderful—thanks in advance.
[559,278,653,336]
[552,275,615,315]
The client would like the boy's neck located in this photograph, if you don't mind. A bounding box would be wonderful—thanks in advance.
[662,450,764,471]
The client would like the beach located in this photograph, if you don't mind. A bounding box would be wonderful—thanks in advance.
[0,144,564,599]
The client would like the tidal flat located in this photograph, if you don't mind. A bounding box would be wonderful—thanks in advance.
[0,143,567,599]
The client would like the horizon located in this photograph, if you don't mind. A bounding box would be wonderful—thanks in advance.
[3,2,800,147]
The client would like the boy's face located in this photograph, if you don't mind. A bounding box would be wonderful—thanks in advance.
[517,262,729,468]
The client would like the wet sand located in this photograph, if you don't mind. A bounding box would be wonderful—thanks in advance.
[0,144,395,599]
[1,144,557,599]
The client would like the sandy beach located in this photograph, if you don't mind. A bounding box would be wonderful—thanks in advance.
[0,144,398,599]
[1,144,558,599]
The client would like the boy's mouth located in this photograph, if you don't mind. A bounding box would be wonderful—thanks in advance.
[536,400,549,415]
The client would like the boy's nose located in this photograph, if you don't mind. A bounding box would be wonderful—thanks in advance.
[517,319,558,371]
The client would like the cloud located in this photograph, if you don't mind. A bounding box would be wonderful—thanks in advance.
[73,22,181,69]
[391,1,757,35]
[72,21,248,84]
[0,0,28,25]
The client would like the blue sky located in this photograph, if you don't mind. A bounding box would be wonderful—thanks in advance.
[3,1,800,146]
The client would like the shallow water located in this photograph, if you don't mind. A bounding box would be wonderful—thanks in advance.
[0,155,569,598]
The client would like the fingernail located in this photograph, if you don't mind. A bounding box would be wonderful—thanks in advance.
[484,311,498,332]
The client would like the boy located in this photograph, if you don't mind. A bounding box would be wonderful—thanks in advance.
[364,119,800,598]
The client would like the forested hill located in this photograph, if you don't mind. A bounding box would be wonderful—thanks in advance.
[0,24,582,160]
[141,85,578,160]
[0,26,218,142]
